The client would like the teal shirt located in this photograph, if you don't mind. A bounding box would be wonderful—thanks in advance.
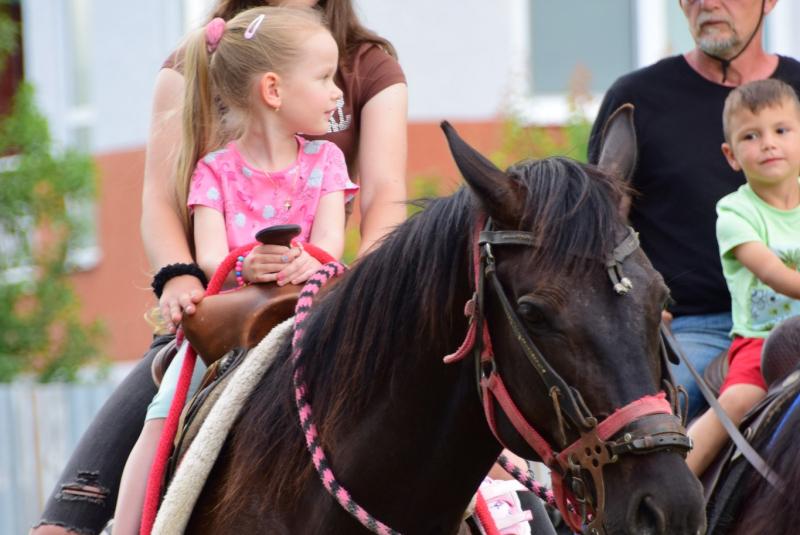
[716,180,800,339]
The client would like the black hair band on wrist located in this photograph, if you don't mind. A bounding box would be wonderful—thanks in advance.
[151,263,209,299]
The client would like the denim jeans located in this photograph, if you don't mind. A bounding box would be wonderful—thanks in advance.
[32,335,170,535]
[669,312,733,422]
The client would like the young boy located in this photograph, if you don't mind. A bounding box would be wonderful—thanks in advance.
[686,79,800,477]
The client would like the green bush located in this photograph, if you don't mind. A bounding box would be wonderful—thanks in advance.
[0,8,106,382]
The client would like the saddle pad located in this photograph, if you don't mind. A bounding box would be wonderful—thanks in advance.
[164,348,247,487]
[704,367,800,532]
[151,318,294,535]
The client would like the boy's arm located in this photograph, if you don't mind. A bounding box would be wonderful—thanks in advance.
[733,241,800,299]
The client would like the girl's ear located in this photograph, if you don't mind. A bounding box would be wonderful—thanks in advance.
[721,142,741,171]
[259,72,281,110]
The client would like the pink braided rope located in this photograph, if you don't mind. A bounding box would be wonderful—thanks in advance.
[291,262,504,535]
[291,262,399,535]
[496,454,573,513]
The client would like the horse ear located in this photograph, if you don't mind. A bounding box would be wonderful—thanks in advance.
[596,104,637,217]
[441,121,521,226]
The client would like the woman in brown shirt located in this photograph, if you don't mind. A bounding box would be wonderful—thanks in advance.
[31,2,406,534]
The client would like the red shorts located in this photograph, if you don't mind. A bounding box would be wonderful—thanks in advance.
[719,336,767,394]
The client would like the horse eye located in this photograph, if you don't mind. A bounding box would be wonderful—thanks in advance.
[518,302,546,325]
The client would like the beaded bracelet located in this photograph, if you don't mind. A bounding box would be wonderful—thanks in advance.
[151,263,209,299]
[235,251,250,287]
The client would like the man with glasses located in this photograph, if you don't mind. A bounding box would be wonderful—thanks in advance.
[587,0,800,421]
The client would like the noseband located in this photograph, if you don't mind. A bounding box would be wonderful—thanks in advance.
[445,218,692,534]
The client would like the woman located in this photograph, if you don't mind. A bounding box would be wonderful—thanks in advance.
[30,1,406,533]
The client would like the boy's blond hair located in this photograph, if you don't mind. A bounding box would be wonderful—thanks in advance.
[723,79,800,141]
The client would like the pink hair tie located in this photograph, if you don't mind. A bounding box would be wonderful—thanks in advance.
[206,17,226,53]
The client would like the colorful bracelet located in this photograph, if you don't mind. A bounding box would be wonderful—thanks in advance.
[235,251,250,287]
[151,263,209,299]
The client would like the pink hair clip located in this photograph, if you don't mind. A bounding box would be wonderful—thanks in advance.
[206,17,226,53]
[244,14,265,39]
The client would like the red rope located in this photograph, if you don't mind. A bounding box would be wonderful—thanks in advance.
[474,491,503,535]
[140,241,333,534]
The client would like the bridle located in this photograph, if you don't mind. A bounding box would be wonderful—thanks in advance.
[445,217,693,534]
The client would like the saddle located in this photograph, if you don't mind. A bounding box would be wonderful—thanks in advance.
[703,368,800,534]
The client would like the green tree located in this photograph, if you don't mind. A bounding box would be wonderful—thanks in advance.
[0,5,105,382]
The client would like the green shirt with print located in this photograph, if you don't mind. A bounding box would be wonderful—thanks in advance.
[716,180,800,339]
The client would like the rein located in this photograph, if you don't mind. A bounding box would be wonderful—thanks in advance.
[445,217,692,534]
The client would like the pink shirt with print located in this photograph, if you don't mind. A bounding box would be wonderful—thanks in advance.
[188,136,358,251]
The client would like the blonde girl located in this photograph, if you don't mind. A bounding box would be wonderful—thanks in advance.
[113,8,358,534]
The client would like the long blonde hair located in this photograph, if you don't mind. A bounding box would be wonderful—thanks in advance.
[174,7,328,243]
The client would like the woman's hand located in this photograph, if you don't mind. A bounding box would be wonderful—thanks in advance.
[159,274,205,333]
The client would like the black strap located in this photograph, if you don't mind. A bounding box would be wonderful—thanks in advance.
[661,325,784,491]
[702,0,766,83]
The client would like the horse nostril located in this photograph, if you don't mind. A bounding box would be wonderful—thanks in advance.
[628,495,667,535]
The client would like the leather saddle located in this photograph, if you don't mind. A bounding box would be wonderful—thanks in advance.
[181,282,300,366]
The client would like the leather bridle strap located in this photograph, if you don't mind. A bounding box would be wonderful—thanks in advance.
[662,326,785,492]
[449,217,692,534]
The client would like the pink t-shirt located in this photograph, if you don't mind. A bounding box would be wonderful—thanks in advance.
[188,137,358,249]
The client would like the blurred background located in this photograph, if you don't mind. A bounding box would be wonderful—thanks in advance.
[1,0,800,532]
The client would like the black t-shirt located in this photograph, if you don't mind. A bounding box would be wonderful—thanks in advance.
[588,55,800,317]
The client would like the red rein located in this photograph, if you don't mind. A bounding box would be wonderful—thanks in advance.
[443,218,675,533]
[140,241,333,535]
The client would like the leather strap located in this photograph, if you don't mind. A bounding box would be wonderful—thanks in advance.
[661,325,785,491]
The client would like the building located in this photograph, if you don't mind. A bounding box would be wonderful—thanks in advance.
[9,0,800,364]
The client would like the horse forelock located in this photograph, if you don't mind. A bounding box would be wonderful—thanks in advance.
[509,157,629,279]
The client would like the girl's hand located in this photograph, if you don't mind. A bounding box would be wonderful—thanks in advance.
[243,243,302,283]
[277,249,322,286]
[159,274,205,333]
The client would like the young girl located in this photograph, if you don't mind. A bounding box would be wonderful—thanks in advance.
[112,8,356,534]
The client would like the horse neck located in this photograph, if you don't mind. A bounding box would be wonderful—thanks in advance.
[299,259,502,532]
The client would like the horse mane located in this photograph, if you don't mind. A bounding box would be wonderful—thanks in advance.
[735,389,800,534]
[215,156,628,523]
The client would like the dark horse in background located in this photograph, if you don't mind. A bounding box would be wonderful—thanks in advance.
[180,108,706,534]
[705,316,800,535]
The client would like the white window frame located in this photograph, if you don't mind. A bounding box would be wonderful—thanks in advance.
[507,0,669,125]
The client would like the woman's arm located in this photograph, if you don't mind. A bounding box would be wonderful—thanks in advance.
[141,68,203,331]
[355,83,408,258]
[734,241,800,299]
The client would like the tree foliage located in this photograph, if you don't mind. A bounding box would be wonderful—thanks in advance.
[0,8,106,382]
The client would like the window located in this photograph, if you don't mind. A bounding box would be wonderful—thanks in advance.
[529,0,636,95]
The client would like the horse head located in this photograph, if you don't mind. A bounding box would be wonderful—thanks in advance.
[442,105,706,535]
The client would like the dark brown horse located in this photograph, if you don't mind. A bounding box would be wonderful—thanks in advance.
[182,109,706,534]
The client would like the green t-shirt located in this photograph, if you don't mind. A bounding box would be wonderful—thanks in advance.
[716,180,800,339]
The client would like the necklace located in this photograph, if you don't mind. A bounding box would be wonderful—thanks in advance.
[240,140,299,212]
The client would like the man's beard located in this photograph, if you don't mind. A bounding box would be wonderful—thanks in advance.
[695,12,741,58]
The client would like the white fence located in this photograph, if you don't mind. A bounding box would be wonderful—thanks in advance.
[0,369,130,535]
